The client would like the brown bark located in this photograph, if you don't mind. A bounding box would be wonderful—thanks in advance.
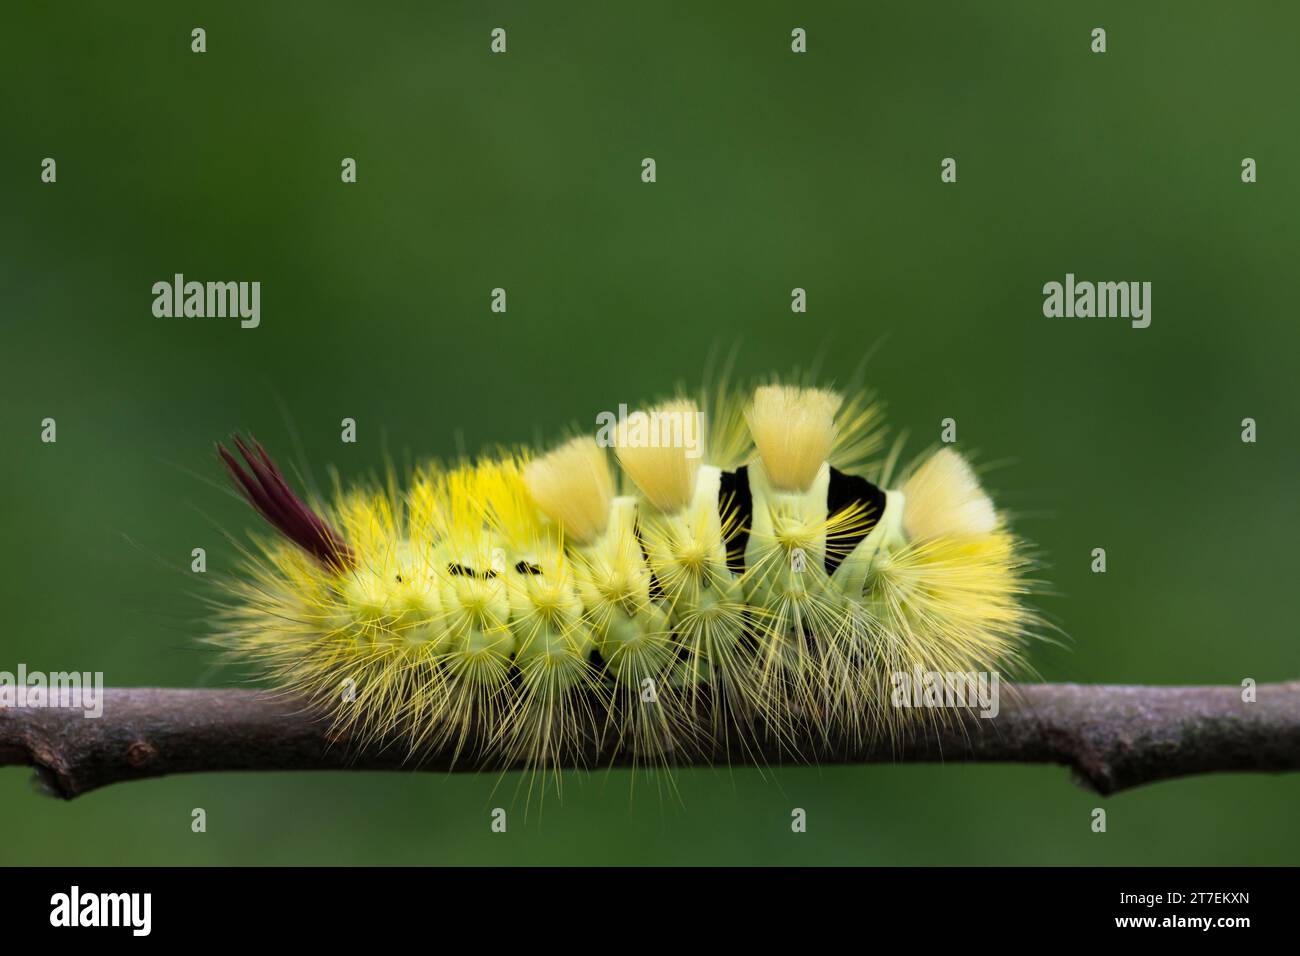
[1,682,1296,799]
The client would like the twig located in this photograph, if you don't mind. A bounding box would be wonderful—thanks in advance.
[1,682,1296,799]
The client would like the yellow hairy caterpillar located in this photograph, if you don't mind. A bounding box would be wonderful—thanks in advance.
[212,379,1042,779]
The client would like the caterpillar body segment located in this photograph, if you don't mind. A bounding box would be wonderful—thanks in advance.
[213,381,1042,780]
[612,418,760,761]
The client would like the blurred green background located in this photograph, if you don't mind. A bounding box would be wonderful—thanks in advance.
[3,1,1297,865]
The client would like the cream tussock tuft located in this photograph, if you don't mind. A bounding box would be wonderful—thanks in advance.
[523,437,614,544]
[614,399,703,513]
[901,448,998,540]
[745,385,842,491]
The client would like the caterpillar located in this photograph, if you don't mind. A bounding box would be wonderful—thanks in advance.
[212,378,1042,783]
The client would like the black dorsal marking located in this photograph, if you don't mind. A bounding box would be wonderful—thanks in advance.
[824,467,887,575]
[715,464,885,576]
[718,465,752,575]
[514,561,542,576]
[447,563,498,579]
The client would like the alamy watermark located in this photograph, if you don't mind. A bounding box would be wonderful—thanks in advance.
[1042,273,1150,329]
[595,403,703,459]
[50,886,151,936]
[152,273,260,328]
[891,668,1000,718]
[0,664,104,718]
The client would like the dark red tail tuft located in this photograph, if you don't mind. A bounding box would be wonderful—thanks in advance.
[218,435,355,570]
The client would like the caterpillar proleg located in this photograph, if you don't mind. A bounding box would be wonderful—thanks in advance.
[213,379,1043,780]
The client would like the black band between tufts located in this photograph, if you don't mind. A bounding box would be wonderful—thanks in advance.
[716,465,886,576]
